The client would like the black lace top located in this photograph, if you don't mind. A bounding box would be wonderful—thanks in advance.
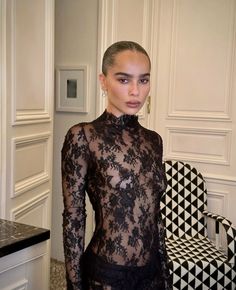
[62,110,170,289]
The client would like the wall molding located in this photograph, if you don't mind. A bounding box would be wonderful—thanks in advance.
[3,279,28,290]
[167,0,236,121]
[11,190,49,228]
[10,0,53,125]
[205,174,236,187]
[166,126,232,165]
[96,0,115,116]
[207,190,228,215]
[11,133,51,198]
[0,0,7,218]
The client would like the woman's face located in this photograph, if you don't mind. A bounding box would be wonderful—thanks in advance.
[99,50,151,117]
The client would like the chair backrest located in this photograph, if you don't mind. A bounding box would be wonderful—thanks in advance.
[161,160,207,239]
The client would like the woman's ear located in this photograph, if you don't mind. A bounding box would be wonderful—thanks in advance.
[99,73,106,91]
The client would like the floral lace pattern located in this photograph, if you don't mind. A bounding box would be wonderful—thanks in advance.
[62,111,171,289]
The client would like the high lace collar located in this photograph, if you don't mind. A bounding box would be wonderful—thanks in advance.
[99,110,139,127]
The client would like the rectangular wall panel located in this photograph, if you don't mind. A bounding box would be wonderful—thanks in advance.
[11,133,50,197]
[167,0,235,120]
[166,126,231,164]
[10,0,53,124]
[11,191,49,228]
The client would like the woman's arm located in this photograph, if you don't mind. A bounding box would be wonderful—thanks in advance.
[61,125,89,290]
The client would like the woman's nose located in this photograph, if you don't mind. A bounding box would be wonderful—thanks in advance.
[129,81,139,96]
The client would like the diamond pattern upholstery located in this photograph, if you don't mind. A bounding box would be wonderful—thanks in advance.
[161,160,236,289]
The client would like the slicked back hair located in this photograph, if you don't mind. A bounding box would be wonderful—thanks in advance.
[102,41,151,76]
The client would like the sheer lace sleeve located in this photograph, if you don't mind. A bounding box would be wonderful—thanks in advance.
[157,144,172,289]
[61,125,89,290]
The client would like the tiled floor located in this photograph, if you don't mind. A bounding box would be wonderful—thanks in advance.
[50,258,66,290]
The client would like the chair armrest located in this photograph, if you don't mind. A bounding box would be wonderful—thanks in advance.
[203,210,236,265]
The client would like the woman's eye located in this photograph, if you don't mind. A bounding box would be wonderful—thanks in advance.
[140,78,149,84]
[118,78,128,84]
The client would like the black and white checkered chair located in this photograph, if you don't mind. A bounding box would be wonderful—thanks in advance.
[161,160,236,289]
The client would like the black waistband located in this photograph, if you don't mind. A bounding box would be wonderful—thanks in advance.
[81,248,160,285]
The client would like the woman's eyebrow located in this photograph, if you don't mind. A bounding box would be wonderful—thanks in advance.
[114,72,150,77]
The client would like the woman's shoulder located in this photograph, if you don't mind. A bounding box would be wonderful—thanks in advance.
[141,125,163,142]
[66,112,104,134]
[63,121,94,145]
[64,112,106,142]
[67,121,91,134]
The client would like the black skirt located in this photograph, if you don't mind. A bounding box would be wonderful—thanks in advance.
[81,249,165,290]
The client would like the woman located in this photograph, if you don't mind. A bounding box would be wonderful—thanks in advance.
[62,41,171,290]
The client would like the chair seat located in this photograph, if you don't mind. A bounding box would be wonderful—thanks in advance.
[166,236,235,289]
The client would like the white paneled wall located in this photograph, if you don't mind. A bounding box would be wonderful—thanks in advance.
[155,0,236,227]
[2,0,54,225]
[12,133,50,197]
[0,0,54,288]
[97,0,236,231]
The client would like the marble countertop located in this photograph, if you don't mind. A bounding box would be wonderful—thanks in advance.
[0,219,50,258]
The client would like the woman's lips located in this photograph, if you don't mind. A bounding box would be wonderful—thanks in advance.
[126,101,141,108]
